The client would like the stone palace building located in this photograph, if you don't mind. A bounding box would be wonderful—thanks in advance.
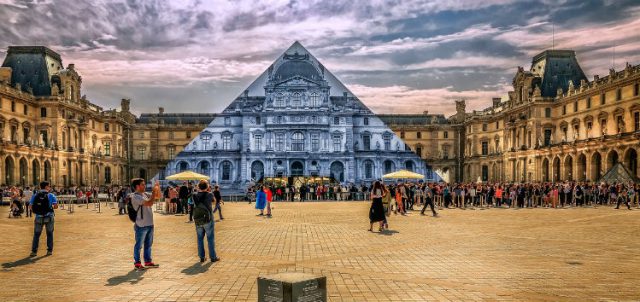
[0,45,638,188]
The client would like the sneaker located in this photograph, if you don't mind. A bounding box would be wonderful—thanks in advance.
[144,262,159,268]
[46,251,52,256]
[211,257,220,263]
[200,258,205,263]
[134,263,146,270]
[29,252,37,257]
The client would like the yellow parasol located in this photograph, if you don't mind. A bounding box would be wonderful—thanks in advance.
[382,169,424,179]
[166,170,210,181]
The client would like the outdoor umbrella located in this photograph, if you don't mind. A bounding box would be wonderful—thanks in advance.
[382,169,425,179]
[166,170,210,181]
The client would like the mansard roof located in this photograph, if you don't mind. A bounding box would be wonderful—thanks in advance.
[273,58,322,81]
[530,49,587,98]
[1,46,64,96]
[377,114,451,125]
[137,113,217,125]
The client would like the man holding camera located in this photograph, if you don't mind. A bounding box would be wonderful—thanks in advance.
[130,178,160,270]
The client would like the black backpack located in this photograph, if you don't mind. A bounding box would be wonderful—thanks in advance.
[32,192,52,216]
[126,194,142,223]
[192,194,211,226]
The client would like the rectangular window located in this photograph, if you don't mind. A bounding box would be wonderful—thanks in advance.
[169,131,174,139]
[104,123,110,132]
[601,93,606,105]
[223,135,231,150]
[562,105,566,115]
[482,124,487,131]
[276,133,284,151]
[384,137,390,151]
[168,146,175,159]
[586,97,591,109]
[416,146,422,157]
[544,129,552,146]
[256,116,261,124]
[481,165,489,182]
[400,131,405,139]
[496,121,499,128]
[443,131,448,139]
[138,147,146,160]
[545,107,551,118]
[481,141,488,155]
[11,101,15,112]
[573,101,578,112]
[92,120,95,129]
[417,131,422,139]
[333,117,339,125]
[616,88,622,101]
[40,107,47,117]
[138,131,144,138]
[363,135,370,151]
[104,142,110,156]
[186,131,191,139]
[635,83,639,96]
[311,133,319,151]
[333,136,341,152]
[363,117,369,126]
[254,134,262,151]
[23,104,27,115]
[224,117,230,126]
[635,112,640,132]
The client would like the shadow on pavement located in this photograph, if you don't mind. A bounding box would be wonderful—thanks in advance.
[378,229,399,236]
[2,256,47,269]
[106,269,147,286]
[181,262,212,275]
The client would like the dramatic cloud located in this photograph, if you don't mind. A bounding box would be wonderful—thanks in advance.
[0,0,639,115]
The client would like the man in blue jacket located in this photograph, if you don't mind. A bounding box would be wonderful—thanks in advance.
[29,181,58,257]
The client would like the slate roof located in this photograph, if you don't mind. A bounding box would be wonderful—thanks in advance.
[530,50,587,98]
[1,46,63,96]
[377,114,451,125]
[274,59,322,81]
[137,113,217,125]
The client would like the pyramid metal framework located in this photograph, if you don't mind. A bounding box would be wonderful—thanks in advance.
[161,42,439,192]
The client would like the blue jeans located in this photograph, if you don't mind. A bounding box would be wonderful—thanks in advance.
[213,203,223,219]
[32,216,54,253]
[133,225,154,264]
[196,221,217,260]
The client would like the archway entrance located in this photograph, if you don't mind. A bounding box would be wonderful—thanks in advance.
[290,161,304,176]
[542,158,550,182]
[552,157,561,182]
[330,161,344,182]
[251,161,264,181]
[4,157,14,185]
[577,154,587,181]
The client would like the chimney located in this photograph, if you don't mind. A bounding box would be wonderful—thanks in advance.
[423,111,429,115]
[158,107,164,115]
[68,64,75,70]
[492,98,501,107]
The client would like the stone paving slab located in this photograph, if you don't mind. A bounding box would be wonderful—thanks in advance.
[0,202,639,301]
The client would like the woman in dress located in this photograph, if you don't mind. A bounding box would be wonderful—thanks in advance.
[369,181,386,232]
[255,186,267,216]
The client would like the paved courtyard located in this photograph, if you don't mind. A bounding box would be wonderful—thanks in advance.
[0,201,639,301]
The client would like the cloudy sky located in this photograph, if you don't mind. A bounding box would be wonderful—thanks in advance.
[1,0,639,115]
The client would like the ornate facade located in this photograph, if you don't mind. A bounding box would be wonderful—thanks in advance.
[165,42,432,192]
[1,46,637,188]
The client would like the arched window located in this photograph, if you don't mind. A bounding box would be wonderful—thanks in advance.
[199,161,210,175]
[364,161,374,179]
[178,161,189,172]
[292,132,304,151]
[405,160,415,172]
[105,167,112,183]
[221,161,232,181]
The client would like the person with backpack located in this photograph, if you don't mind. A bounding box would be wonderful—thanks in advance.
[129,178,161,270]
[212,185,224,220]
[191,180,220,263]
[29,181,58,257]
